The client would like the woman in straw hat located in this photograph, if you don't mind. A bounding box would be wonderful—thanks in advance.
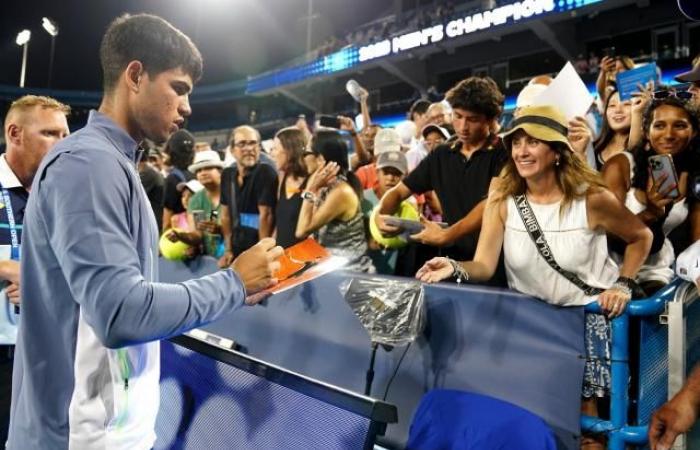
[416,104,652,448]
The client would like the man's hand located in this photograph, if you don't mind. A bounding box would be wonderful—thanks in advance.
[5,283,19,305]
[230,238,284,305]
[0,260,20,285]
[410,217,450,246]
[649,389,699,450]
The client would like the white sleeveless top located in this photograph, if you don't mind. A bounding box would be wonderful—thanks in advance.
[504,196,618,306]
[612,152,675,283]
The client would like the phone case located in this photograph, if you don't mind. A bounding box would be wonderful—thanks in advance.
[649,154,680,199]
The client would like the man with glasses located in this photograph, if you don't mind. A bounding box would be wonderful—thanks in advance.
[220,125,278,266]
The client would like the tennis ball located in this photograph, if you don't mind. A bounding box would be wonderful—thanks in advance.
[159,229,192,261]
[369,201,419,249]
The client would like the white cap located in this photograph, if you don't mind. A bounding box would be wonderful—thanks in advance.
[374,128,402,154]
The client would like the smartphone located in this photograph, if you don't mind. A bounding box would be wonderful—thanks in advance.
[192,209,206,224]
[602,46,616,58]
[317,114,341,129]
[649,154,680,199]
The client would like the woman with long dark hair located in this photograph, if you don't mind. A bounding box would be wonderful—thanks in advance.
[296,129,374,272]
[271,126,309,248]
[630,95,700,257]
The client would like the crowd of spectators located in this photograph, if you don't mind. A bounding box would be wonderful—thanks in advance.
[124,50,700,448]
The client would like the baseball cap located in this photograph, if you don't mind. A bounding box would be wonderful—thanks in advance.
[165,129,195,154]
[176,179,204,194]
[421,124,450,140]
[374,128,402,154]
[376,150,408,175]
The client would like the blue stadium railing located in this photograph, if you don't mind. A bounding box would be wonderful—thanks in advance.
[581,278,689,450]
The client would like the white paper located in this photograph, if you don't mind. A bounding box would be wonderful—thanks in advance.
[532,62,594,121]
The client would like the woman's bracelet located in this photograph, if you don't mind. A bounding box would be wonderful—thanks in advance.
[446,258,469,284]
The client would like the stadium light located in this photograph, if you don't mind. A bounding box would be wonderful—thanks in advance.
[42,18,59,88]
[15,30,31,88]
[42,17,58,37]
[15,29,30,46]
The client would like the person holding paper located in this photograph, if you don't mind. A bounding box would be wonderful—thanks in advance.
[596,55,635,102]
[375,77,507,281]
[416,104,652,449]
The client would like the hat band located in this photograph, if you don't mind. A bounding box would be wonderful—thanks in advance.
[508,115,568,137]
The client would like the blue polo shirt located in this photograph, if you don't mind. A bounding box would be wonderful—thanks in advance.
[8,111,248,450]
[0,155,27,345]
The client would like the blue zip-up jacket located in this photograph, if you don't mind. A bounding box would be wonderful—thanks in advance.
[8,111,247,450]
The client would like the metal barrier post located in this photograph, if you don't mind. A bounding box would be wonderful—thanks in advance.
[582,279,683,449]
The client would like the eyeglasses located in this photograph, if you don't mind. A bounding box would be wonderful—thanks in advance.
[233,140,259,149]
[653,87,694,101]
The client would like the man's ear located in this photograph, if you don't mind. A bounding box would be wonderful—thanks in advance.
[6,124,22,146]
[125,61,144,93]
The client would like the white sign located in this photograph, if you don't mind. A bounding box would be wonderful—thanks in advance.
[532,62,594,120]
[359,0,556,63]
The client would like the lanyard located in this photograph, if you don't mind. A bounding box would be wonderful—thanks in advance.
[1,188,19,261]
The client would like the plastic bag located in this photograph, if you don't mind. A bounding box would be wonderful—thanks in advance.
[340,277,425,346]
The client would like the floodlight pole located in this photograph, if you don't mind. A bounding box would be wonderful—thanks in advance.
[47,35,56,88]
[19,41,28,88]
[305,0,314,54]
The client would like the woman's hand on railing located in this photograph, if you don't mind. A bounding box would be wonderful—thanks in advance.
[598,287,631,318]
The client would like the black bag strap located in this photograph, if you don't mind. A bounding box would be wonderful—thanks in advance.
[512,194,603,296]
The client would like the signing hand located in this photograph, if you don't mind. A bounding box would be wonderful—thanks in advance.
[230,237,284,305]
[416,257,455,283]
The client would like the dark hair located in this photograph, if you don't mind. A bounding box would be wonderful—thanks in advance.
[100,14,203,92]
[445,76,504,120]
[409,99,431,120]
[631,96,699,190]
[311,129,362,198]
[275,127,308,179]
[164,129,195,170]
[593,89,629,167]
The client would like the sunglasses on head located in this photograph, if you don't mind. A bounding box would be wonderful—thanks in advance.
[653,86,694,101]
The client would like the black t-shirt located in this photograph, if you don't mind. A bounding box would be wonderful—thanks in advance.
[139,164,165,231]
[403,135,507,260]
[221,163,278,254]
[163,168,193,214]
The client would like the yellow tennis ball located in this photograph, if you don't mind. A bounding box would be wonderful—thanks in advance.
[369,201,419,249]
[159,229,192,261]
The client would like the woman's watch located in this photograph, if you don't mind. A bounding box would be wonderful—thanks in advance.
[301,191,317,203]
